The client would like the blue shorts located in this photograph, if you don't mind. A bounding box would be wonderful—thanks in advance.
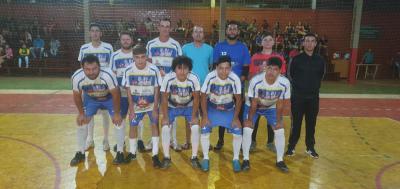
[201,107,242,135]
[168,107,193,124]
[243,105,278,128]
[130,111,158,127]
[120,97,129,117]
[83,96,115,117]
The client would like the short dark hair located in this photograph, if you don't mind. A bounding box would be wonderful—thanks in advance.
[119,31,133,39]
[267,57,282,69]
[262,32,273,39]
[172,56,193,71]
[81,54,100,66]
[304,32,317,40]
[214,55,232,67]
[132,44,147,55]
[89,23,102,31]
[160,18,171,24]
[226,20,240,29]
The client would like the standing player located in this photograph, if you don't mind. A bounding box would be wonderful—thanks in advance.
[160,56,201,169]
[147,18,183,151]
[247,32,286,152]
[212,20,250,150]
[78,23,114,151]
[70,55,125,166]
[200,56,243,172]
[122,45,163,168]
[243,57,291,172]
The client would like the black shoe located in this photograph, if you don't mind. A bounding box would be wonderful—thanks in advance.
[249,141,256,152]
[276,161,289,173]
[190,157,202,169]
[306,148,319,159]
[137,140,145,152]
[214,140,224,151]
[125,153,136,163]
[161,157,172,169]
[152,155,162,168]
[285,147,295,157]
[113,152,125,165]
[70,152,85,166]
[241,160,250,171]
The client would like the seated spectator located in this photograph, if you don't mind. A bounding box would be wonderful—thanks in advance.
[362,49,374,64]
[49,37,60,57]
[0,46,5,68]
[30,35,44,59]
[5,44,13,60]
[18,43,30,68]
[43,18,56,37]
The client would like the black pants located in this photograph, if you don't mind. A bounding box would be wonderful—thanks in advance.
[288,96,319,150]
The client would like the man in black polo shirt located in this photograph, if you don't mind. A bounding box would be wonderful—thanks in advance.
[286,33,325,159]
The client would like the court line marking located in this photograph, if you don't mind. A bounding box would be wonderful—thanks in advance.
[0,136,61,189]
[375,161,400,189]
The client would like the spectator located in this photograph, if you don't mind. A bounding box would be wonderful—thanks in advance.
[0,34,6,46]
[5,44,13,60]
[362,49,374,64]
[262,19,269,32]
[43,18,56,37]
[18,43,30,68]
[0,46,5,68]
[31,35,44,59]
[391,51,400,79]
[23,30,32,46]
[49,37,60,57]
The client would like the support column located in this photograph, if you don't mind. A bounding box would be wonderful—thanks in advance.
[348,0,363,84]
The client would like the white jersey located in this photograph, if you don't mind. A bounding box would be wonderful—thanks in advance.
[71,68,118,100]
[110,49,134,97]
[122,62,162,113]
[160,72,201,108]
[146,37,182,74]
[201,70,241,111]
[78,42,114,68]
[248,74,291,109]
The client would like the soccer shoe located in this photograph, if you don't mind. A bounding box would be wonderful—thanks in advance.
[70,152,85,166]
[306,148,319,159]
[113,152,125,165]
[103,140,110,151]
[213,140,224,151]
[241,160,250,171]
[249,141,256,152]
[137,140,145,152]
[170,142,182,152]
[190,157,202,169]
[266,142,276,153]
[285,148,295,157]
[232,159,241,172]
[276,161,289,173]
[85,140,95,151]
[152,155,162,168]
[125,153,136,163]
[161,157,172,169]
[201,159,210,172]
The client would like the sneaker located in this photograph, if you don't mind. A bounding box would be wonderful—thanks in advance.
[145,139,153,151]
[103,140,110,151]
[306,148,319,159]
[276,161,289,173]
[137,140,145,152]
[125,153,136,163]
[249,141,256,152]
[285,148,295,157]
[170,142,182,152]
[201,159,210,172]
[266,142,276,153]
[190,157,201,169]
[70,152,85,166]
[152,155,162,168]
[113,152,125,165]
[232,159,241,172]
[213,140,224,151]
[241,160,250,171]
[85,140,94,151]
[161,157,172,169]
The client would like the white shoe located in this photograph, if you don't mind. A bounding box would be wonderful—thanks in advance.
[103,140,110,151]
[85,140,95,151]
[170,141,182,152]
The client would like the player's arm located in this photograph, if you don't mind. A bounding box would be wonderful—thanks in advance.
[110,87,122,126]
[72,90,87,126]
[200,92,209,127]
[153,86,160,120]
[161,91,169,125]
[232,94,242,128]
[275,99,284,129]
[246,97,258,128]
[191,91,200,125]
[126,87,136,121]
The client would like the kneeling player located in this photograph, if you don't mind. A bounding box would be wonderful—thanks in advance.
[70,55,125,166]
[243,57,291,172]
[160,56,201,169]
[200,56,243,172]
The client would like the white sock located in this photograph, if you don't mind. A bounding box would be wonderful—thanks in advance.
[152,136,159,156]
[274,128,285,162]
[232,134,242,160]
[161,125,171,158]
[191,125,200,158]
[171,119,177,144]
[114,120,125,152]
[87,118,94,142]
[129,138,137,154]
[138,120,144,140]
[242,127,253,160]
[77,124,88,153]
[200,133,210,159]
[102,110,110,141]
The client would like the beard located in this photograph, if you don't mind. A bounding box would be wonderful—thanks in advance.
[226,34,238,40]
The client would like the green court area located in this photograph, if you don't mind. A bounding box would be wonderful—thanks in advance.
[0,76,399,94]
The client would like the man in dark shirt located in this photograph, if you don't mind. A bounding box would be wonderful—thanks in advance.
[286,33,325,159]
